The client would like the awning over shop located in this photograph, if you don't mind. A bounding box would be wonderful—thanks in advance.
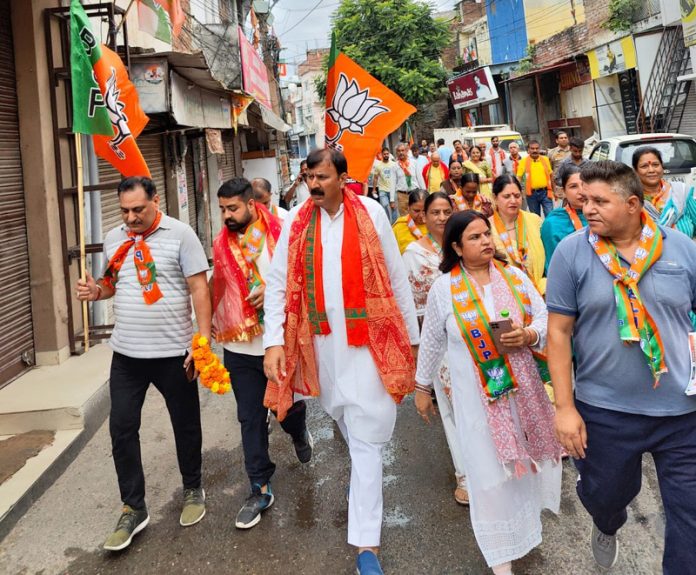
[131,52,233,130]
[502,59,576,83]
[260,106,291,133]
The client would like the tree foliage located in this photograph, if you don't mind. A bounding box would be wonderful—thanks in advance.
[315,0,452,107]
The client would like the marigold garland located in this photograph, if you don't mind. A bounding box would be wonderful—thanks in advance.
[192,333,232,395]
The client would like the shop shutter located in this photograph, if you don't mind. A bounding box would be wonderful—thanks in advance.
[674,82,696,137]
[97,159,123,240]
[138,134,168,214]
[0,1,34,386]
[220,137,238,182]
[185,144,197,233]
[98,133,169,238]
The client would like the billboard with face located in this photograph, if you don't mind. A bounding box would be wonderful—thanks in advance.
[447,67,499,110]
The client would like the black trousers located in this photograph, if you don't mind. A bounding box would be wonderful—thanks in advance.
[224,349,307,488]
[109,351,202,510]
[575,400,696,575]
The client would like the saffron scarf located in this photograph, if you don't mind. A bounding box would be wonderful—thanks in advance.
[451,260,560,474]
[522,156,553,198]
[646,179,669,213]
[509,155,520,175]
[564,205,584,230]
[493,211,528,270]
[455,191,484,212]
[588,210,667,384]
[451,259,549,401]
[424,232,442,256]
[103,211,164,305]
[406,215,424,240]
[264,189,416,421]
[488,147,505,175]
[398,158,412,189]
[211,205,281,342]
[425,163,447,192]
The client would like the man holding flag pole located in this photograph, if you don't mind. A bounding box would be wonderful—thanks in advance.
[263,33,419,575]
[72,0,211,552]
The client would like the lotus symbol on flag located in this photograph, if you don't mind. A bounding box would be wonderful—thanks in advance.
[326,73,388,146]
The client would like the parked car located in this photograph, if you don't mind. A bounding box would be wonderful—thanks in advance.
[588,133,696,183]
[434,125,526,155]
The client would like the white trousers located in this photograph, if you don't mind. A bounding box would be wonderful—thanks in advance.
[432,373,466,478]
[336,417,385,548]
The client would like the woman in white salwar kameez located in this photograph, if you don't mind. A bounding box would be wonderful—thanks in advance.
[415,210,563,575]
[402,192,469,505]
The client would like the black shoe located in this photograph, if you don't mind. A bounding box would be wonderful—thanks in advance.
[293,429,313,464]
[235,483,274,529]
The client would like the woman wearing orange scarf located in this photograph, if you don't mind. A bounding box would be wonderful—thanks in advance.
[415,211,562,575]
[489,175,546,295]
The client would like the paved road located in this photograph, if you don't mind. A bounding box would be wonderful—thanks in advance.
[0,383,664,575]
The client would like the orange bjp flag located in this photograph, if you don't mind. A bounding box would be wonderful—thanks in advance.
[324,33,416,184]
[92,45,151,177]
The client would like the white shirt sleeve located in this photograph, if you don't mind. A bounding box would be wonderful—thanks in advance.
[515,268,548,350]
[367,198,420,344]
[413,159,426,189]
[262,208,296,349]
[415,278,447,388]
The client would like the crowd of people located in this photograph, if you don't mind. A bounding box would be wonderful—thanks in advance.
[74,129,696,575]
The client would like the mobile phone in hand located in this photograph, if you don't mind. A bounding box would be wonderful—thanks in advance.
[490,319,514,354]
[185,360,196,382]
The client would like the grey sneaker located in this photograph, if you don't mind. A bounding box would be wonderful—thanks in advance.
[103,505,149,551]
[591,524,619,570]
[235,483,274,529]
[180,487,206,526]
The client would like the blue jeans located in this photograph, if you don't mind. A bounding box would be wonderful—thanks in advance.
[574,400,696,575]
[526,187,553,217]
[378,190,395,224]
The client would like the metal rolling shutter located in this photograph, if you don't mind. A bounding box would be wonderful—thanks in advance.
[675,82,696,137]
[0,1,34,386]
[220,137,238,182]
[138,134,168,214]
[185,146,197,232]
[99,133,169,238]
[98,159,123,239]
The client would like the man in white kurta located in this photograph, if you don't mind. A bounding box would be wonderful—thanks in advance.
[263,148,419,573]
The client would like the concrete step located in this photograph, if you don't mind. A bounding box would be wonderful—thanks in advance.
[0,344,112,435]
[0,344,112,541]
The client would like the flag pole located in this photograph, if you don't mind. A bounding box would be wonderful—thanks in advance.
[114,0,136,35]
[75,133,90,352]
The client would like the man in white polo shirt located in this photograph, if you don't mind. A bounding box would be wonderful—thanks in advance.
[76,176,212,552]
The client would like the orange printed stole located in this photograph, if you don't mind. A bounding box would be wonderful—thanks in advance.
[588,210,667,384]
[406,215,424,240]
[264,189,416,421]
[102,211,164,305]
[488,147,505,175]
[564,205,584,230]
[646,180,670,213]
[493,211,528,270]
[451,260,549,401]
[454,187,484,212]
[523,156,553,198]
[212,205,281,342]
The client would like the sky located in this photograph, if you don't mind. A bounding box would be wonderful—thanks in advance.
[270,0,456,78]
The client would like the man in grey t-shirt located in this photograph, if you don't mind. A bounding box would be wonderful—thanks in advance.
[76,176,211,552]
[547,161,696,574]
